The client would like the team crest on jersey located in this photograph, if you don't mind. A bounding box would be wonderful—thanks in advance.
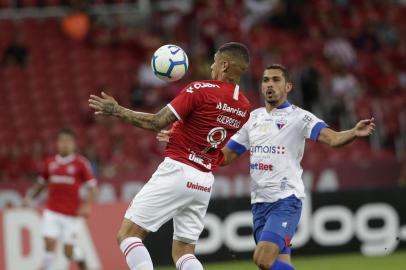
[66,165,76,175]
[276,119,287,130]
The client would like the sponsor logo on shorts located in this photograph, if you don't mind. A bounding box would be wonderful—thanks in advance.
[186,181,212,193]
[250,162,273,171]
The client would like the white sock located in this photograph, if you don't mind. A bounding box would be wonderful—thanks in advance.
[119,237,153,270]
[72,245,85,262]
[175,254,203,270]
[43,251,55,270]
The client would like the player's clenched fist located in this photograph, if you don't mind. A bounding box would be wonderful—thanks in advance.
[89,92,119,115]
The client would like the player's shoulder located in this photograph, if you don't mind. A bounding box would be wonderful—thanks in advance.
[251,107,267,115]
[75,154,91,165]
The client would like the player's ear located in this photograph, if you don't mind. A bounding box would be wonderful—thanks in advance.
[221,60,229,72]
[286,81,293,93]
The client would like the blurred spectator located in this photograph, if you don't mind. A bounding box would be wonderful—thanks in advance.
[324,28,357,68]
[84,145,101,175]
[130,72,145,108]
[299,55,320,111]
[399,151,406,187]
[241,0,279,32]
[62,5,90,42]
[353,22,381,53]
[376,6,400,48]
[1,31,28,67]
[329,66,361,127]
[268,0,303,30]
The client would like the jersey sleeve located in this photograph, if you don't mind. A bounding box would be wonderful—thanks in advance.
[302,111,329,141]
[80,158,97,187]
[167,82,201,120]
[225,121,250,155]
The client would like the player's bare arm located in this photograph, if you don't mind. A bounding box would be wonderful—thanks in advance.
[318,117,375,147]
[221,147,240,166]
[89,92,177,132]
[77,185,97,218]
[23,179,46,207]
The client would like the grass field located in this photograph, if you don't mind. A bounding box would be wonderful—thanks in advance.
[156,251,406,270]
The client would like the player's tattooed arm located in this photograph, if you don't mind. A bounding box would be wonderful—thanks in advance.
[89,92,177,131]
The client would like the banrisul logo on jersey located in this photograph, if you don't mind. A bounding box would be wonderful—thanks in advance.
[250,145,286,155]
[216,102,247,117]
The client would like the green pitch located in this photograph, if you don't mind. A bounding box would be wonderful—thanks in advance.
[156,251,406,270]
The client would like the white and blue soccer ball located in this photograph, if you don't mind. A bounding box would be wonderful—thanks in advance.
[151,44,189,82]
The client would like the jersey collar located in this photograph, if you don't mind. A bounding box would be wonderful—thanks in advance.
[276,100,291,109]
[56,154,75,164]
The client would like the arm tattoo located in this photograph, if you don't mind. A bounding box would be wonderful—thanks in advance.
[114,105,177,132]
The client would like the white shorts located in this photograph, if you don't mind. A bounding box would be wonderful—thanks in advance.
[42,209,81,245]
[125,157,214,243]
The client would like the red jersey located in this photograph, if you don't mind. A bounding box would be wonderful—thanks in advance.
[40,154,96,216]
[166,80,251,172]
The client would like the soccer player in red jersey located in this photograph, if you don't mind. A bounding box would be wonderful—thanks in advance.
[89,42,251,270]
[24,128,97,270]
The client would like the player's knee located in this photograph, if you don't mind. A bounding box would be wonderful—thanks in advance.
[253,245,278,270]
[116,230,127,245]
[64,248,73,260]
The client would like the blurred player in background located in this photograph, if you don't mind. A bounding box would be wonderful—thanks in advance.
[159,64,375,270]
[24,128,98,270]
[88,42,251,270]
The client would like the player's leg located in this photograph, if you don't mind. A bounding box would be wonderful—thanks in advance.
[118,158,192,270]
[117,218,153,270]
[252,195,302,270]
[42,210,60,270]
[62,244,87,270]
[278,253,291,264]
[43,237,57,270]
[172,167,214,270]
[60,214,87,269]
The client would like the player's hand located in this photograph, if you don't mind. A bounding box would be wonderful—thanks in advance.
[77,204,91,218]
[354,117,375,137]
[88,92,119,116]
[156,130,171,143]
[22,197,32,208]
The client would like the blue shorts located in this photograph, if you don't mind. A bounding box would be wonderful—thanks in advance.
[252,195,302,254]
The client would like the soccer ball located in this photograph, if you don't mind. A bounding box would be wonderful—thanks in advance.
[151,44,189,82]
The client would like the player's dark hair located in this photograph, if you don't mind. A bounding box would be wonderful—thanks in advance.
[218,42,250,65]
[265,64,290,82]
[57,127,76,138]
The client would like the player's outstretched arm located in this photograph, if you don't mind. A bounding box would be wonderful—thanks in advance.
[221,147,240,166]
[77,185,97,218]
[318,117,375,147]
[23,179,46,207]
[88,92,177,132]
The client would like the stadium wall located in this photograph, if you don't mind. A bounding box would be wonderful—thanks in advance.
[1,187,406,269]
[0,157,402,208]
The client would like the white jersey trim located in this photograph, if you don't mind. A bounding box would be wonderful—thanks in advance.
[233,84,239,100]
[167,104,182,120]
